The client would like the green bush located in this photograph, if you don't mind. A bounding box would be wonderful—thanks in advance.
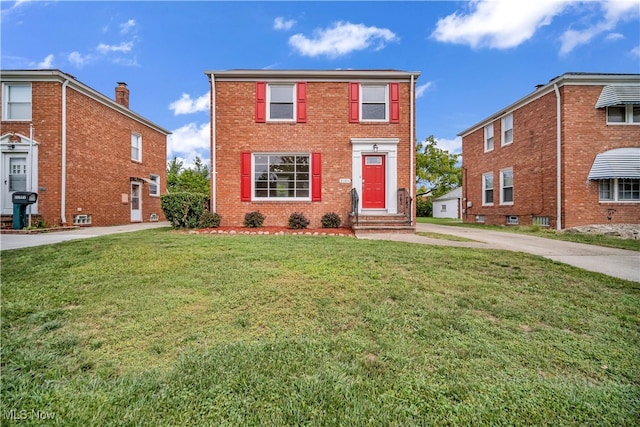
[160,192,210,229]
[243,211,265,228]
[321,212,341,228]
[288,212,310,229]
[416,197,432,217]
[199,211,221,228]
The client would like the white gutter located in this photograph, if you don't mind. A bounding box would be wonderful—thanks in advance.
[61,78,69,224]
[410,74,415,201]
[210,73,217,212]
[28,123,34,227]
[554,83,562,231]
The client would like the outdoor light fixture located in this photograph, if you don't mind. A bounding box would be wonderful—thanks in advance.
[373,144,378,152]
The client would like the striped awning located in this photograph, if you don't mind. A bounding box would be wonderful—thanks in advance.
[587,147,640,180]
[595,85,640,108]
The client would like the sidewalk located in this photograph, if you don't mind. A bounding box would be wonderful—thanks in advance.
[358,223,640,283]
[0,222,170,251]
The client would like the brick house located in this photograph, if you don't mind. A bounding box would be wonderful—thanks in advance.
[206,69,420,231]
[1,69,170,228]
[460,72,639,230]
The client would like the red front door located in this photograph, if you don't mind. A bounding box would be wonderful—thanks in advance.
[362,155,385,209]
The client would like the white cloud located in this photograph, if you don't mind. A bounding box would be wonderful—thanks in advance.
[604,32,624,41]
[630,45,640,59]
[120,19,136,35]
[169,92,210,115]
[38,54,54,68]
[68,51,91,67]
[97,41,134,54]
[289,21,398,58]
[559,0,639,55]
[435,136,462,154]
[416,82,432,99]
[432,0,569,49]
[274,17,296,31]
[167,122,211,168]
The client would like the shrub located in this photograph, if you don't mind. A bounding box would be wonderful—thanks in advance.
[416,197,432,217]
[321,212,341,228]
[288,212,310,229]
[199,211,221,228]
[243,211,265,228]
[161,192,210,229]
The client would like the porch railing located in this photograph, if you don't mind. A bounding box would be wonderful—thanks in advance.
[350,188,359,226]
[397,188,412,226]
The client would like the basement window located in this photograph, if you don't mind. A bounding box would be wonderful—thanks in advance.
[73,214,92,225]
[506,215,519,225]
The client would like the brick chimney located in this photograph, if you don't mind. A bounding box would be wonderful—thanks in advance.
[115,82,130,108]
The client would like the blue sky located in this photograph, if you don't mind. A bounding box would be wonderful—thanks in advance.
[2,0,639,168]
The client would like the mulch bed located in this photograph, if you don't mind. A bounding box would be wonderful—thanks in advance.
[189,226,355,237]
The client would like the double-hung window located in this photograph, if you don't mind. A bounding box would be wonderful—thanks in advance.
[501,113,513,146]
[254,154,310,199]
[484,124,494,152]
[500,168,514,204]
[606,105,640,124]
[267,84,295,121]
[599,178,640,201]
[149,174,160,196]
[3,83,32,121]
[131,133,142,162]
[482,172,494,205]
[349,82,399,123]
[361,85,388,121]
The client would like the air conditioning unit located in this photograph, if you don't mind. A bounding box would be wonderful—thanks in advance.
[73,214,92,225]
[149,213,159,222]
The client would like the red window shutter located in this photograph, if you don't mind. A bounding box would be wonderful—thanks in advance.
[255,82,266,123]
[349,82,359,123]
[311,152,322,201]
[241,152,252,201]
[296,82,307,123]
[389,82,400,123]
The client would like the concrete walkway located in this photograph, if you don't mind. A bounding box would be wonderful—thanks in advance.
[0,222,170,251]
[358,223,640,283]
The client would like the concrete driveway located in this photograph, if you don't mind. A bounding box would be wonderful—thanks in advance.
[0,222,170,251]
[358,223,640,283]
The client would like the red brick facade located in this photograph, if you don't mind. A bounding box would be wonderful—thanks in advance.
[461,73,640,229]
[1,70,169,227]
[209,70,419,227]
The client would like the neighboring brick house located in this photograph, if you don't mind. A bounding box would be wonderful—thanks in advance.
[206,69,420,230]
[1,69,170,228]
[460,72,639,230]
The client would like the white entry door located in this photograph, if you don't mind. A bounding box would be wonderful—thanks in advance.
[2,154,28,214]
[130,182,142,222]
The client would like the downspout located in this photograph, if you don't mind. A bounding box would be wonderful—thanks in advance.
[210,73,217,212]
[410,74,415,201]
[61,78,70,225]
[553,83,562,230]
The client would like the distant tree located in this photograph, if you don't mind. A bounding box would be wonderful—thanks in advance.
[416,135,461,198]
[166,156,210,195]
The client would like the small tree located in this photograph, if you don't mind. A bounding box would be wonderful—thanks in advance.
[416,135,461,198]
[160,192,209,229]
[166,156,210,195]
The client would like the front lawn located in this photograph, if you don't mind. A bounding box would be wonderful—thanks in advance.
[2,229,639,425]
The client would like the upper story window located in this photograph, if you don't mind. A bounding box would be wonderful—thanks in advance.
[501,113,513,146]
[268,84,295,121]
[606,105,640,124]
[3,83,32,121]
[131,133,142,162]
[361,85,388,121]
[149,174,160,196]
[500,168,514,205]
[482,172,494,205]
[484,124,494,152]
[349,82,400,123]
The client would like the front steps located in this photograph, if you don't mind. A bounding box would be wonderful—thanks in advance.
[350,213,415,235]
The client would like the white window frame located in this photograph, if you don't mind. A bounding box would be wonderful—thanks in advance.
[501,113,513,146]
[606,105,640,125]
[599,178,640,202]
[360,83,389,122]
[149,174,160,197]
[3,83,32,121]
[484,124,494,152]
[267,83,296,122]
[482,172,494,206]
[131,133,142,162]
[500,168,514,205]
[252,153,311,201]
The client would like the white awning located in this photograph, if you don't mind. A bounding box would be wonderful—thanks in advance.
[587,147,640,180]
[595,85,640,108]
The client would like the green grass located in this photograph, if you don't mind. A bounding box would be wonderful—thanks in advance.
[417,217,640,251]
[2,228,639,426]
[416,231,478,242]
